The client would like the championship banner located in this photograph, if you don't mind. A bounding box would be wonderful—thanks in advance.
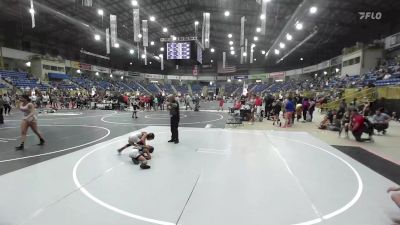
[142,20,148,47]
[144,47,147,65]
[110,15,117,47]
[202,13,210,48]
[160,54,164,71]
[244,38,248,63]
[240,47,244,64]
[250,45,254,63]
[222,52,226,69]
[240,16,245,46]
[133,9,140,42]
[261,0,267,35]
[106,28,110,54]
[30,0,35,28]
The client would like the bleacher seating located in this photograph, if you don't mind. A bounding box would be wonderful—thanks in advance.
[175,84,189,94]
[50,80,78,90]
[158,84,174,94]
[191,84,202,94]
[0,70,48,91]
[146,83,160,94]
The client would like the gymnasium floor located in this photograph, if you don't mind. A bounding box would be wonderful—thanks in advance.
[0,104,399,225]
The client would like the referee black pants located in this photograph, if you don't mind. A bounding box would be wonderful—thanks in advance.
[170,116,179,141]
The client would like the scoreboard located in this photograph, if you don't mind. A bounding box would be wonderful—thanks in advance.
[167,42,191,60]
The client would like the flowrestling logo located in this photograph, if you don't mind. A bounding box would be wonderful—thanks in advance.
[359,12,382,20]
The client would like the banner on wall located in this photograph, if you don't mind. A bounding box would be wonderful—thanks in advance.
[384,32,400,50]
[80,63,92,71]
[317,60,330,70]
[112,70,127,76]
[70,61,80,69]
[302,65,318,73]
[143,73,163,79]
[270,71,285,80]
[249,73,267,79]
[92,65,110,73]
[234,75,248,80]
[181,76,197,80]
[167,75,180,80]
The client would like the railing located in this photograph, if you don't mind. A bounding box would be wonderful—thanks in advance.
[320,88,378,111]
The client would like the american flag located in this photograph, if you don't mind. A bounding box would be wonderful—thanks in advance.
[217,62,237,74]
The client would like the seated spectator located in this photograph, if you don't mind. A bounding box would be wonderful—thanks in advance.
[318,115,330,130]
[392,112,399,122]
[372,108,391,135]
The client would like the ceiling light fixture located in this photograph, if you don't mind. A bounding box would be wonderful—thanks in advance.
[286,33,293,41]
[279,42,285,48]
[94,34,101,41]
[295,22,303,30]
[162,27,168,33]
[150,41,155,46]
[229,41,233,45]
[194,21,199,26]
[131,0,138,7]
[210,48,215,53]
[254,36,258,41]
[228,33,232,38]
[256,27,261,33]
[274,49,280,55]
[97,9,104,16]
[114,43,120,48]
[224,11,230,17]
[230,50,235,55]
[160,47,164,51]
[309,6,318,14]
[129,49,134,54]
[260,14,266,20]
[149,16,155,22]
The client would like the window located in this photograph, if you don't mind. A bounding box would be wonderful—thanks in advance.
[354,57,360,64]
[43,65,51,70]
[50,66,57,71]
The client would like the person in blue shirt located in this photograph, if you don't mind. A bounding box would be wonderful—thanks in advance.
[284,97,295,128]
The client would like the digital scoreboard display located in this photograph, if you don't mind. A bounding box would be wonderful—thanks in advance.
[167,42,191,60]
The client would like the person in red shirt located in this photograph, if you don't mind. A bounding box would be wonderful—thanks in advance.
[255,95,263,116]
[350,109,371,142]
[218,98,224,111]
[234,100,242,110]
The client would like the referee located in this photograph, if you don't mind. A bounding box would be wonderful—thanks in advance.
[167,95,180,144]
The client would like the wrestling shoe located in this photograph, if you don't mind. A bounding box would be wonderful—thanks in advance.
[140,164,150,169]
[38,138,45,146]
[131,158,140,165]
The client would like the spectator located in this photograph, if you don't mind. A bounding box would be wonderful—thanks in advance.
[283,97,295,128]
[372,108,391,135]
[302,98,310,121]
[350,109,372,142]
